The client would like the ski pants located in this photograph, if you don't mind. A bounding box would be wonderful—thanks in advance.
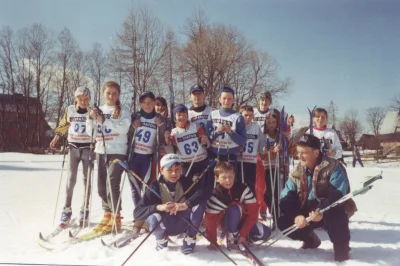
[352,158,364,167]
[237,161,256,194]
[147,209,192,240]
[222,205,271,242]
[277,199,350,245]
[96,153,126,213]
[128,152,152,206]
[182,158,208,182]
[64,145,93,211]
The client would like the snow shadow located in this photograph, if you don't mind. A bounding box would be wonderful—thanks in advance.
[351,220,400,228]
[350,228,400,244]
[0,165,56,171]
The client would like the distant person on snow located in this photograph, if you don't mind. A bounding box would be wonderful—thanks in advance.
[352,146,364,168]
[50,86,93,228]
[277,134,357,262]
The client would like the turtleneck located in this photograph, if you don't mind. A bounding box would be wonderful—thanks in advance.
[190,105,207,112]
[257,107,270,114]
[313,125,327,131]
[139,109,157,119]
[76,106,88,114]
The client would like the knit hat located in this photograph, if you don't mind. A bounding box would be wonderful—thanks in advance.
[74,87,91,98]
[257,91,272,102]
[160,153,182,168]
[296,134,321,150]
[139,91,155,102]
[173,104,188,117]
[219,87,235,96]
[189,84,204,94]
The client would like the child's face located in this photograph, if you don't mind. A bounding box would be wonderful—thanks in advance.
[75,95,90,108]
[266,116,278,133]
[161,163,182,183]
[216,170,235,189]
[241,110,254,125]
[313,112,328,128]
[258,98,271,111]
[189,91,205,106]
[140,97,155,113]
[175,111,188,125]
[155,103,166,114]
[103,87,119,106]
[219,92,234,109]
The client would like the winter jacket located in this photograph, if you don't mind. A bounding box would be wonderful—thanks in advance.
[205,183,258,243]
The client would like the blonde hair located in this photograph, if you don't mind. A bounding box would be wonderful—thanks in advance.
[214,161,235,178]
[103,81,121,118]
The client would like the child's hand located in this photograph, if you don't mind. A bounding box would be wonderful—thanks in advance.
[216,125,225,133]
[273,146,280,153]
[239,146,244,153]
[164,131,171,144]
[326,150,336,157]
[156,202,175,212]
[133,119,141,128]
[237,236,248,246]
[169,202,188,215]
[50,135,59,149]
[224,125,232,134]
[155,117,162,126]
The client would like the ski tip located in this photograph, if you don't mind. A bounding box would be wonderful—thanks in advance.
[39,232,45,241]
[68,230,74,239]
[113,242,118,248]
[100,239,107,246]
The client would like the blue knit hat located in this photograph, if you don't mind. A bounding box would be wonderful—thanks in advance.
[173,104,188,118]
[139,91,155,102]
[220,87,235,97]
[189,84,204,94]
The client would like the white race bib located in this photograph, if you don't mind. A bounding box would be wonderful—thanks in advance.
[133,117,157,154]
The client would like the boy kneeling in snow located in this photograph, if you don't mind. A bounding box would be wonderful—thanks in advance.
[278,134,356,262]
[205,161,271,251]
[133,153,206,254]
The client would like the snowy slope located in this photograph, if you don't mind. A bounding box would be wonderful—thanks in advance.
[0,153,399,266]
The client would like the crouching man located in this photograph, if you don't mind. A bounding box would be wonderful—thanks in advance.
[278,134,356,262]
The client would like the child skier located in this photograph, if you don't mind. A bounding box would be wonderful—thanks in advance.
[187,85,213,130]
[86,81,131,233]
[50,87,93,227]
[237,105,265,193]
[133,153,207,254]
[129,91,166,235]
[307,107,343,160]
[205,161,271,251]
[205,87,246,180]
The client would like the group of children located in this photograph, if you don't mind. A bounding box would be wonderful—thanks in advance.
[50,81,346,259]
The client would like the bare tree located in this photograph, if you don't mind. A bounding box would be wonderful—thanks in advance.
[110,6,166,111]
[87,43,108,105]
[326,100,339,126]
[389,93,400,112]
[53,27,77,126]
[181,9,290,108]
[22,23,55,147]
[365,107,386,135]
[340,109,363,146]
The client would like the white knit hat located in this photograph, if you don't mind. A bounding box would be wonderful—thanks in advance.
[74,87,91,98]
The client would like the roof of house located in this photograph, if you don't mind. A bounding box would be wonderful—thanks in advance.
[380,111,400,134]
[376,132,400,142]
[356,134,381,149]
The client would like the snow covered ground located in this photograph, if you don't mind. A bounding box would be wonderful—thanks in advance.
[0,153,399,266]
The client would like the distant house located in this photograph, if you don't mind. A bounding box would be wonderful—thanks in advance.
[356,134,381,150]
[0,93,51,152]
[356,111,400,156]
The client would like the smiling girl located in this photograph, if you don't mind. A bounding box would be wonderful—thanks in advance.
[86,81,131,233]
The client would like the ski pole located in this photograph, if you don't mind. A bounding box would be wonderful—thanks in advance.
[82,121,95,228]
[264,173,383,248]
[52,136,68,226]
[185,144,201,177]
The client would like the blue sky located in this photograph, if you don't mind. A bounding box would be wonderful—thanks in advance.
[1,0,399,129]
